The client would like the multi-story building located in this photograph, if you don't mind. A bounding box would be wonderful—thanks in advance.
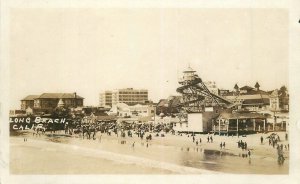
[222,83,270,111]
[100,88,148,107]
[20,93,84,113]
[269,89,280,111]
[99,91,113,107]
[33,93,84,110]
[108,102,155,118]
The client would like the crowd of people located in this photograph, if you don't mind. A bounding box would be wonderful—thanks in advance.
[26,120,289,166]
[266,133,289,165]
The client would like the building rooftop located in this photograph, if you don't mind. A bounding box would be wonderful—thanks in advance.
[21,95,39,101]
[242,98,270,106]
[183,66,196,73]
[240,85,254,91]
[218,112,266,119]
[37,93,84,99]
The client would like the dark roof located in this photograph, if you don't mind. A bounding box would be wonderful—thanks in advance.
[156,99,168,107]
[37,93,84,99]
[240,86,254,91]
[262,98,270,105]
[21,95,39,101]
[243,99,265,105]
[242,97,270,106]
[245,89,269,95]
[169,96,183,107]
[157,96,183,108]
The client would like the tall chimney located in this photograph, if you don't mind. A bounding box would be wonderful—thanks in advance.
[74,92,77,108]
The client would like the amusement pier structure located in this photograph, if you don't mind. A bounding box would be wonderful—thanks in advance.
[176,67,232,113]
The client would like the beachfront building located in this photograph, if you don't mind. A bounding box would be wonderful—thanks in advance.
[156,96,183,116]
[213,112,268,135]
[269,88,289,112]
[99,88,148,107]
[173,107,226,133]
[108,102,155,118]
[222,83,270,111]
[33,93,84,110]
[19,93,84,114]
[173,112,218,133]
[112,88,148,106]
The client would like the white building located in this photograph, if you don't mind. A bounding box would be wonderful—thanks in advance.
[269,89,280,111]
[100,88,148,107]
[99,91,112,107]
[173,113,206,132]
[108,103,155,118]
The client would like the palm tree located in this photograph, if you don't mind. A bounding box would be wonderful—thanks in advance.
[279,85,288,97]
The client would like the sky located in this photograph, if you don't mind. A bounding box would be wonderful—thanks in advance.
[9,8,288,109]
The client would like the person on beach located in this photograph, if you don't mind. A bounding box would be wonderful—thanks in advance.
[244,142,247,150]
[210,136,213,143]
[223,142,225,149]
[260,136,263,144]
[196,140,198,146]
[276,145,280,154]
[200,138,202,143]
[285,133,288,141]
[269,138,271,146]
[220,142,222,149]
[248,150,251,158]
[193,136,195,142]
[207,136,210,143]
[132,142,135,147]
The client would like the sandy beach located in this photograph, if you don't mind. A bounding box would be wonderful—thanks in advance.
[10,131,289,174]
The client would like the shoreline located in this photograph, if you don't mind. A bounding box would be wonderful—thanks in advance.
[10,131,289,174]
[10,136,218,174]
